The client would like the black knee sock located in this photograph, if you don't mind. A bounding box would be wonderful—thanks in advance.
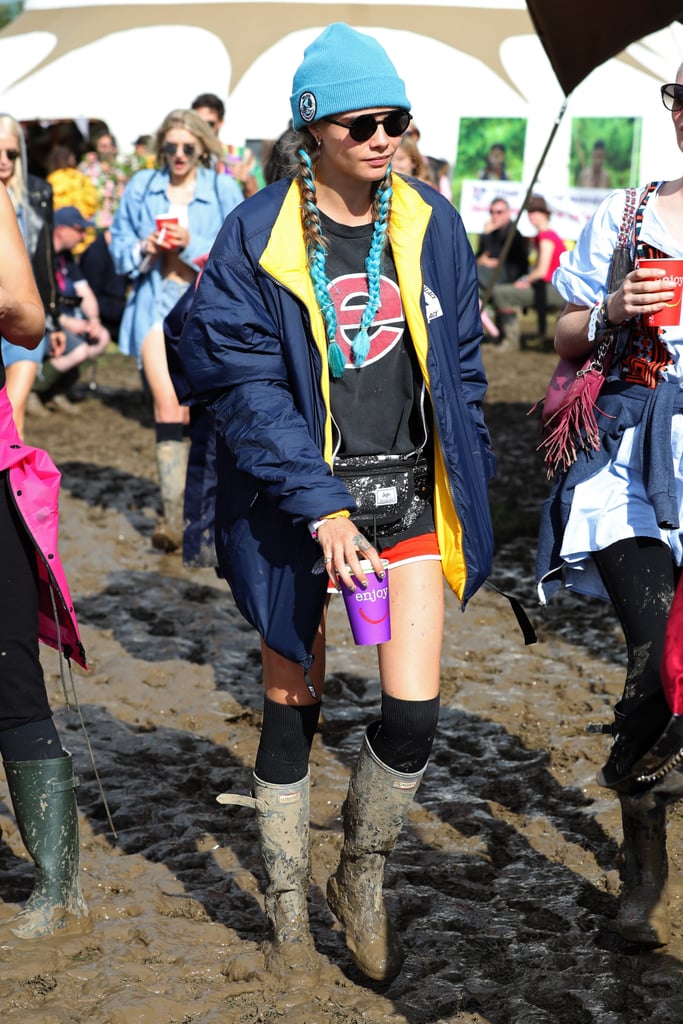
[0,718,64,761]
[255,697,321,784]
[368,693,440,774]
[155,422,185,443]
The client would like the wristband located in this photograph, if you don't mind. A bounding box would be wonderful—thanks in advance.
[308,518,326,540]
[588,296,619,344]
[307,510,350,540]
[587,301,601,344]
[598,296,617,329]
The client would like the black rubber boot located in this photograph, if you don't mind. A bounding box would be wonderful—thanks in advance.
[616,793,670,947]
[3,752,88,938]
[327,734,425,982]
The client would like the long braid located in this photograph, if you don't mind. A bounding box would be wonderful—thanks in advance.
[297,150,393,378]
[297,147,346,377]
[351,169,392,367]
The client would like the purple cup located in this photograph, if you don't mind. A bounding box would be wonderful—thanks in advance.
[339,559,391,645]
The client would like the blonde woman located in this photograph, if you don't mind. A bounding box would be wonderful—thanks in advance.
[111,110,242,551]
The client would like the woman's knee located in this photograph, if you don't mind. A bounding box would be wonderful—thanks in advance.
[254,696,321,784]
[368,692,440,773]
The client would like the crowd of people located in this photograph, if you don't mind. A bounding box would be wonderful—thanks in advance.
[2,21,683,993]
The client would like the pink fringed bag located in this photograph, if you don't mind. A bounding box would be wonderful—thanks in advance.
[535,188,638,477]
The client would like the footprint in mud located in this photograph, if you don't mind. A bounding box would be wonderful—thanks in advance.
[74,570,263,699]
[59,461,160,536]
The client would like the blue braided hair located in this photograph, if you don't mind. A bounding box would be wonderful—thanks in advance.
[296,144,392,378]
[354,175,392,367]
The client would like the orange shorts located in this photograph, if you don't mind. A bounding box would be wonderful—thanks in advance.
[327,532,441,593]
[379,531,441,568]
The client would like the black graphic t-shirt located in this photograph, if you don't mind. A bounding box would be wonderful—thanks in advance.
[321,211,427,458]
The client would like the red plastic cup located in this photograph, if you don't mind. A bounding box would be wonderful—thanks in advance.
[640,258,683,327]
[339,559,391,645]
[156,214,178,249]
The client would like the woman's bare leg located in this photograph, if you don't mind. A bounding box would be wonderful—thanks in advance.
[377,558,444,699]
[141,327,188,425]
[5,360,39,439]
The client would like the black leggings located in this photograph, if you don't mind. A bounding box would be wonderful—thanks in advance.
[0,471,53,732]
[593,536,677,742]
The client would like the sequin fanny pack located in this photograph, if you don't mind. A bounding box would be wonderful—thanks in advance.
[333,450,433,538]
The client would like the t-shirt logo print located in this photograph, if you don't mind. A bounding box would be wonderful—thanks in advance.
[329,273,404,368]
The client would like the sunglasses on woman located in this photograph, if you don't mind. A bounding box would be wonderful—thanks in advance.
[324,109,412,143]
[163,142,197,158]
[0,149,19,161]
[661,83,683,112]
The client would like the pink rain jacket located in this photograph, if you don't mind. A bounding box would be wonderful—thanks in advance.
[0,386,86,668]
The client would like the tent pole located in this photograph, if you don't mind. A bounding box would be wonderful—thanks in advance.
[480,96,569,309]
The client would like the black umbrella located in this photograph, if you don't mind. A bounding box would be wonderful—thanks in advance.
[526,1,683,94]
[484,3,683,305]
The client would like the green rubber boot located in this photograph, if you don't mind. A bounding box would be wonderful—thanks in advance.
[3,752,89,938]
[327,735,425,982]
[616,793,670,947]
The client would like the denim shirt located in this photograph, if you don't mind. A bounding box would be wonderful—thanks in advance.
[110,165,242,361]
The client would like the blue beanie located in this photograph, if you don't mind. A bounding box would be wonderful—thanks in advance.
[290,23,411,130]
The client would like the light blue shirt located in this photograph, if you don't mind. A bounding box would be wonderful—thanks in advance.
[110,165,242,362]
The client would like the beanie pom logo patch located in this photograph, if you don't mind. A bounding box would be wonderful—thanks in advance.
[299,92,317,124]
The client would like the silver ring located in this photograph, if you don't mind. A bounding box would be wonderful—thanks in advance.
[324,556,332,564]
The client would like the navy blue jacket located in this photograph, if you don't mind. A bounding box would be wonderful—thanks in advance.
[177,175,495,669]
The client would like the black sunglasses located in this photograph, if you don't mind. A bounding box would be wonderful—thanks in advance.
[0,148,19,161]
[163,142,196,158]
[324,109,412,143]
[661,83,683,111]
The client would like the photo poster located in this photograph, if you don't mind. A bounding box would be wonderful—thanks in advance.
[459,179,604,243]
[570,117,642,190]
[452,117,528,207]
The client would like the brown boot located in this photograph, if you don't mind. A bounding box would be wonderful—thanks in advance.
[327,735,425,982]
[616,793,670,946]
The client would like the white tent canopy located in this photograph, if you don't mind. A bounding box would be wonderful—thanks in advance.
[0,0,681,196]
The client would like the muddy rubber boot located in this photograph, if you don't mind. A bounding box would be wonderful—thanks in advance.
[3,752,89,938]
[252,773,317,972]
[151,438,189,553]
[326,735,425,982]
[616,793,670,947]
[497,311,521,352]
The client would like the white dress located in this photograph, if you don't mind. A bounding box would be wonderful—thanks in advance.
[549,183,683,601]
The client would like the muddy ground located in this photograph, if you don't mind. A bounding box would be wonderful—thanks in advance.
[1,332,682,1024]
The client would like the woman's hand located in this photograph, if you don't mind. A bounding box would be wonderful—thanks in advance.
[162,223,190,251]
[608,266,674,323]
[48,330,66,357]
[316,517,386,591]
[143,232,163,258]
